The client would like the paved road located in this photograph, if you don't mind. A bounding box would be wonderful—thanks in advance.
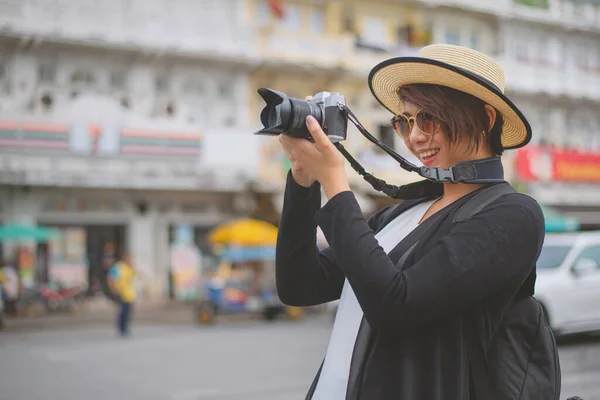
[1,316,599,400]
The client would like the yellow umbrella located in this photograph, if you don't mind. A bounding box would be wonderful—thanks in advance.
[208,218,278,247]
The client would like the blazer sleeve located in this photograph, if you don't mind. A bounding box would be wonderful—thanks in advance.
[275,171,392,307]
[315,189,545,335]
[275,172,344,306]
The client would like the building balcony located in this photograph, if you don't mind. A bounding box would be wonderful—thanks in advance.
[343,41,424,77]
[255,30,353,70]
[425,0,509,15]
[254,28,425,75]
[424,0,600,32]
[500,58,600,101]
[0,0,258,62]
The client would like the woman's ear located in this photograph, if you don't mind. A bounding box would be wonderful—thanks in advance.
[484,105,497,132]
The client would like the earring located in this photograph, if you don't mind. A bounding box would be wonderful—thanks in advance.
[482,130,487,136]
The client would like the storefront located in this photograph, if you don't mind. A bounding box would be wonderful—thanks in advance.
[515,146,600,230]
[39,224,127,295]
[0,184,243,300]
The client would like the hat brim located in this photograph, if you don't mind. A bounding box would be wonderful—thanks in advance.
[368,57,531,150]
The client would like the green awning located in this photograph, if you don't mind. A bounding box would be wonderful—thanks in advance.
[0,224,59,242]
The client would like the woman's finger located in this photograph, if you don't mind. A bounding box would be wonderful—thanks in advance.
[306,116,331,151]
[278,136,296,160]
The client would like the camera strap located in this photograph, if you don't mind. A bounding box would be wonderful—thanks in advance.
[335,104,505,200]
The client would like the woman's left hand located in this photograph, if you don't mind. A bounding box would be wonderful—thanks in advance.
[278,115,350,199]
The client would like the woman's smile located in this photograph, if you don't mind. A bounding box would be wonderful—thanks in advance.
[417,148,440,166]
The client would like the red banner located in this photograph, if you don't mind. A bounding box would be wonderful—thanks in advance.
[516,146,600,183]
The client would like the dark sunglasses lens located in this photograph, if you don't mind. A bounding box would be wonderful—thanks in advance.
[393,116,410,139]
[416,111,439,134]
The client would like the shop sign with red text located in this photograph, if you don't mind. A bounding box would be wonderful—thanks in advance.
[516,146,600,183]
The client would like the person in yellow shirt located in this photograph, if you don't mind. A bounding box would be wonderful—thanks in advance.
[108,254,137,337]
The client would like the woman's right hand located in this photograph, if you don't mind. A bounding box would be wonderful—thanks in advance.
[278,96,317,188]
[279,136,316,187]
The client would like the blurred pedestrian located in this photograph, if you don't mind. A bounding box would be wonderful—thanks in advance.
[276,44,558,399]
[0,259,19,316]
[108,253,137,337]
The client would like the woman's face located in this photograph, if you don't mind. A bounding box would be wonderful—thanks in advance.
[402,101,494,169]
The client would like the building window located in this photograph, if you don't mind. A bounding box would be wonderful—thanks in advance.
[279,4,300,31]
[444,27,461,46]
[514,0,550,9]
[110,70,127,90]
[342,5,356,35]
[70,69,96,88]
[38,61,56,84]
[255,0,269,25]
[183,79,205,96]
[223,114,236,127]
[155,72,170,94]
[310,7,324,34]
[571,43,598,71]
[591,117,600,152]
[397,23,433,47]
[361,16,390,48]
[587,50,600,72]
[572,1,585,19]
[470,31,480,51]
[217,81,234,101]
[532,36,550,64]
[0,61,8,94]
[514,40,529,61]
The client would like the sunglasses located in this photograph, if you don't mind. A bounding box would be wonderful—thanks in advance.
[390,109,445,141]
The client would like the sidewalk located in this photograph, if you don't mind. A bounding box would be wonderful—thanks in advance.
[2,297,272,333]
[1,297,195,333]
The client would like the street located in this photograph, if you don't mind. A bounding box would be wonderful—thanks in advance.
[1,316,600,400]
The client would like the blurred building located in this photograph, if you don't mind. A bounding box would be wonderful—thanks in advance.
[0,0,265,298]
[426,0,600,227]
[249,0,437,211]
[251,0,600,224]
[1,0,600,299]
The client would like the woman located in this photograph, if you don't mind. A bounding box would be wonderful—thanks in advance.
[276,45,546,399]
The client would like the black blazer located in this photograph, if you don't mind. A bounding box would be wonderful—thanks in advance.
[276,172,545,400]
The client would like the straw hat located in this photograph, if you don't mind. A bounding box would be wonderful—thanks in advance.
[368,44,531,150]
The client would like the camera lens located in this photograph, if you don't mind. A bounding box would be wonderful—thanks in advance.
[255,88,330,139]
[267,105,280,127]
[282,98,322,138]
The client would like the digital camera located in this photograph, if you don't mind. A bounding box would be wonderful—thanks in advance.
[253,88,348,143]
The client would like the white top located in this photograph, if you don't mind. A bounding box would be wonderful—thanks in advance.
[312,200,435,400]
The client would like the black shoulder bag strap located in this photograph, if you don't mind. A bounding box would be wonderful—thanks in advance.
[451,183,517,400]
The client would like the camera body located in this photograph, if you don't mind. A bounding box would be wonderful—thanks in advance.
[309,91,347,142]
[254,88,348,143]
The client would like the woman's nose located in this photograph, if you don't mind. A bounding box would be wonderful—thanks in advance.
[408,123,428,146]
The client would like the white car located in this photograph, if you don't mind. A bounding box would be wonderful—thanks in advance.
[535,231,600,336]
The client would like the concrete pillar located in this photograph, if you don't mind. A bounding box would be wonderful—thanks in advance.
[155,217,170,299]
[127,205,162,299]
[2,187,42,257]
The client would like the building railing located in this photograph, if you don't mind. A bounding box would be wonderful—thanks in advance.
[0,0,256,59]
